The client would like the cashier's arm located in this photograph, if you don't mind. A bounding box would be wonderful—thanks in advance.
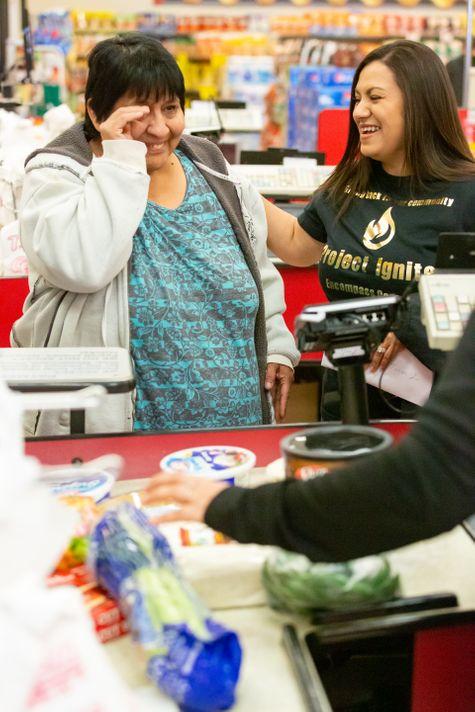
[263,198,324,267]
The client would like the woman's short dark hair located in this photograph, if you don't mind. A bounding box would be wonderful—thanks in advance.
[84,32,185,140]
[323,40,475,214]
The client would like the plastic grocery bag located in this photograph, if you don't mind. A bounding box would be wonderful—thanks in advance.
[0,379,135,712]
[89,504,242,712]
[262,548,400,614]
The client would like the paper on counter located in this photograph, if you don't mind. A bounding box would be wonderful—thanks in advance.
[322,348,433,406]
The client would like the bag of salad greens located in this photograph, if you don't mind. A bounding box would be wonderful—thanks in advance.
[262,548,400,614]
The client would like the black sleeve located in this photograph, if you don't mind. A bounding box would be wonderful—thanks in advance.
[205,312,475,562]
[297,192,328,243]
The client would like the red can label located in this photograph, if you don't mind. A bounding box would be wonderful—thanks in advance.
[294,465,329,481]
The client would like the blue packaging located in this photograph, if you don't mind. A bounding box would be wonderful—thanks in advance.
[89,505,242,711]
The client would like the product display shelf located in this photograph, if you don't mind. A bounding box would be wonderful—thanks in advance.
[279,32,465,41]
[28,4,468,111]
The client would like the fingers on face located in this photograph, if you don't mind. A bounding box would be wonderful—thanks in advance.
[116,105,150,117]
[104,106,150,130]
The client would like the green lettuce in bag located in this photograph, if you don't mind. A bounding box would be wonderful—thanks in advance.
[262,549,400,614]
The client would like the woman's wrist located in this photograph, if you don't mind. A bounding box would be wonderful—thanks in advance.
[100,140,148,171]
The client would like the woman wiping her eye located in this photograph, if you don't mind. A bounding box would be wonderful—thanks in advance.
[12,32,302,436]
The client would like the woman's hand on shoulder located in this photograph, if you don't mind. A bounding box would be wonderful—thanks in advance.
[97,105,150,141]
[368,331,404,373]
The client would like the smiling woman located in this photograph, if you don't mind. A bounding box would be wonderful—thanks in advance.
[266,39,475,420]
[11,32,302,436]
[353,61,406,176]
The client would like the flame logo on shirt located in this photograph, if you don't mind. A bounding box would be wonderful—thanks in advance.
[362,208,396,250]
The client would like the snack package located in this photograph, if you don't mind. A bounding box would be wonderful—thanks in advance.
[47,563,129,645]
[262,549,400,614]
[89,504,242,712]
[53,495,99,572]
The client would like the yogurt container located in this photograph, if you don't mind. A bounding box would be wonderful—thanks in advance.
[160,445,256,485]
[281,425,393,481]
[40,454,123,502]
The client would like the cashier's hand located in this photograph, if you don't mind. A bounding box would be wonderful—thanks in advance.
[368,332,404,373]
[265,363,294,422]
[140,471,229,524]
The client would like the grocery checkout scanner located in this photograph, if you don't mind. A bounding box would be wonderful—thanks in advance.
[296,294,401,425]
[295,265,475,425]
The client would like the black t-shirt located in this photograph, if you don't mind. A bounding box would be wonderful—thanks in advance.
[298,163,475,301]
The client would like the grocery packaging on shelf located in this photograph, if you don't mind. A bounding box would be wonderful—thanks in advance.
[225,55,276,111]
[287,65,354,152]
[21,6,470,143]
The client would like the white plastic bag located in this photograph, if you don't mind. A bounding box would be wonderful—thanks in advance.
[0,380,136,712]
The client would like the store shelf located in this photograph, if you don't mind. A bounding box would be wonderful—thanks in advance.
[73,29,192,40]
[70,29,464,44]
[279,34,464,42]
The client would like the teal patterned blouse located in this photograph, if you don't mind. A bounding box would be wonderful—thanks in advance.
[128,150,262,431]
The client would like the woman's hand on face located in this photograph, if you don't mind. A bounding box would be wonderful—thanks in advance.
[265,362,294,422]
[140,471,229,524]
[97,105,150,142]
[369,331,404,373]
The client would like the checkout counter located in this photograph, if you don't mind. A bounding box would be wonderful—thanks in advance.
[6,274,474,710]
[25,421,475,712]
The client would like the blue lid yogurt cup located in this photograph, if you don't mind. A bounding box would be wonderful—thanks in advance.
[160,445,256,485]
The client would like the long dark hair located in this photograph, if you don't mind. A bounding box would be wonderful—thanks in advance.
[84,32,185,140]
[322,40,475,216]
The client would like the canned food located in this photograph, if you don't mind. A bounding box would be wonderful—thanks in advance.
[281,425,393,480]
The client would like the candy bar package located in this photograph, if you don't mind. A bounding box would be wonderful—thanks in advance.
[47,563,129,645]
